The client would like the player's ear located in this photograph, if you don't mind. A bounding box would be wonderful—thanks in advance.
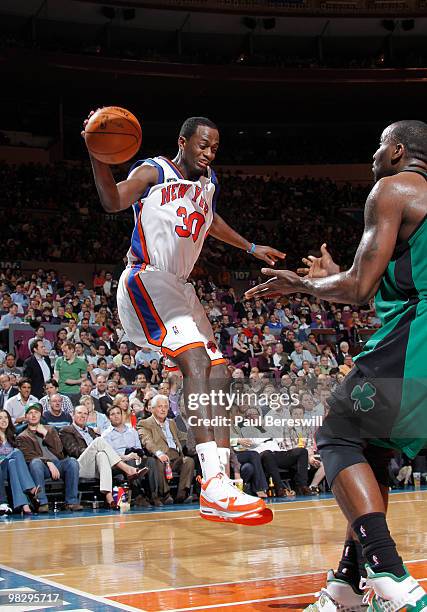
[392,142,404,162]
[178,135,186,151]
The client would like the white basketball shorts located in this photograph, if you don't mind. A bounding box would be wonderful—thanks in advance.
[117,265,225,367]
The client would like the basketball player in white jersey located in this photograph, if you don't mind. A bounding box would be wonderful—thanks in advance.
[83,115,284,524]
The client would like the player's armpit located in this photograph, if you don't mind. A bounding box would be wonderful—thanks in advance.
[115,164,159,212]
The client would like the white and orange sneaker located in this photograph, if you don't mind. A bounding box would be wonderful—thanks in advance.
[199,473,273,526]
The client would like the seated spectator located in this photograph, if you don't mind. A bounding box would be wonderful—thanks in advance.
[261,324,276,345]
[339,355,354,376]
[0,409,40,515]
[60,404,145,510]
[4,378,38,428]
[80,395,109,433]
[268,313,283,332]
[102,405,161,507]
[303,333,322,357]
[90,374,107,400]
[256,346,274,374]
[249,333,263,357]
[232,332,250,365]
[89,357,110,382]
[118,354,136,386]
[319,346,338,369]
[135,346,162,369]
[0,353,23,378]
[42,393,72,430]
[99,380,119,415]
[71,379,100,412]
[54,342,87,399]
[0,303,22,332]
[40,379,73,416]
[112,342,131,368]
[112,393,134,427]
[0,373,19,409]
[238,434,315,497]
[272,342,289,372]
[230,440,268,498]
[290,341,316,370]
[138,395,194,504]
[23,339,53,399]
[27,325,52,353]
[336,340,351,365]
[146,359,161,386]
[16,403,82,512]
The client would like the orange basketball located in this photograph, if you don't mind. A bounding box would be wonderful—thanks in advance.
[84,106,142,165]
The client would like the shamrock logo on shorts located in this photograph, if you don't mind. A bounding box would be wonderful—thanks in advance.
[351,382,376,412]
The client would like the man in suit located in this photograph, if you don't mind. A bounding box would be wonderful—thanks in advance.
[71,379,101,412]
[336,340,351,366]
[99,380,119,415]
[138,395,194,504]
[0,374,19,409]
[23,339,53,400]
[60,404,146,509]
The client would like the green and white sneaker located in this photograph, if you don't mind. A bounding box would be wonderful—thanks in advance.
[304,570,368,612]
[362,565,427,612]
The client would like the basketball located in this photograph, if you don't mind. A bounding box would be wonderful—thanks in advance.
[84,106,142,165]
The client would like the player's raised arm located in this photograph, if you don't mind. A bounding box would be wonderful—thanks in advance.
[245,177,403,304]
[209,213,286,266]
[82,112,157,213]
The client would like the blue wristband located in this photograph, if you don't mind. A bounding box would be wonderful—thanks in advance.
[246,243,256,254]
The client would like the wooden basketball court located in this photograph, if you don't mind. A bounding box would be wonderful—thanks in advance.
[0,490,426,611]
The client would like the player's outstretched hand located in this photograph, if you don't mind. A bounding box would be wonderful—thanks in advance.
[80,108,101,139]
[252,245,286,266]
[244,268,303,300]
[296,243,340,278]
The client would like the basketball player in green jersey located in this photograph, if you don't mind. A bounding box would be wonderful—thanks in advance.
[246,120,427,611]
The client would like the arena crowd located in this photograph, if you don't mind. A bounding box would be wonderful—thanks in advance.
[0,256,424,516]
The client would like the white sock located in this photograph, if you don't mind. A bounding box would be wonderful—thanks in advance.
[196,441,222,481]
[217,447,230,476]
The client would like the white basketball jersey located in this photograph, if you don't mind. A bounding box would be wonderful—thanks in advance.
[127,156,219,280]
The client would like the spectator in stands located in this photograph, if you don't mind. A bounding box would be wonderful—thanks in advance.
[339,355,355,376]
[258,346,276,374]
[54,342,87,398]
[231,439,268,498]
[71,379,99,411]
[336,340,351,365]
[0,374,18,409]
[60,404,144,510]
[90,374,107,400]
[249,333,263,358]
[16,403,82,512]
[147,359,161,387]
[39,379,73,416]
[0,353,22,378]
[23,339,53,399]
[10,283,28,308]
[27,325,52,353]
[303,332,322,357]
[4,378,38,428]
[0,304,22,332]
[290,341,316,370]
[112,342,130,367]
[99,380,119,415]
[272,342,289,372]
[138,395,194,504]
[118,353,136,386]
[103,405,161,507]
[0,409,40,515]
[135,346,161,369]
[42,393,72,430]
[79,395,109,433]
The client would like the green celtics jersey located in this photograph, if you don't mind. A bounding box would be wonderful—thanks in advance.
[354,167,427,458]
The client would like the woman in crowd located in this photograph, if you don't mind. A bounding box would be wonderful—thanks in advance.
[0,409,40,515]
[249,333,264,357]
[261,324,276,346]
[112,393,134,427]
[80,394,109,433]
[257,346,276,374]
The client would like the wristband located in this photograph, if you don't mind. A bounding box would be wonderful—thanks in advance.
[246,243,256,254]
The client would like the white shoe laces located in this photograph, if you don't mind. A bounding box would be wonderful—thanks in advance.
[359,576,422,612]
